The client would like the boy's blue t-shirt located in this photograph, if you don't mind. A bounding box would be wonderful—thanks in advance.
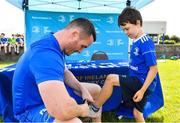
[0,37,8,44]
[16,38,20,43]
[129,34,158,92]
[13,34,65,115]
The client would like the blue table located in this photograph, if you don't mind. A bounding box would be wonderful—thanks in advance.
[0,60,164,121]
[66,60,129,87]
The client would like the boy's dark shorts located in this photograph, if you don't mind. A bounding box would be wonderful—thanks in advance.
[119,75,151,113]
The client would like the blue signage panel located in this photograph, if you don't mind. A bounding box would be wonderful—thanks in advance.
[25,10,128,61]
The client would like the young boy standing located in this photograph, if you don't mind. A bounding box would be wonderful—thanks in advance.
[88,7,158,122]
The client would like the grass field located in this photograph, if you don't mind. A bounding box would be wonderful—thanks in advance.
[0,60,180,122]
[0,61,15,68]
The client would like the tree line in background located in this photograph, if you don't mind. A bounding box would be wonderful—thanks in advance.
[159,34,180,44]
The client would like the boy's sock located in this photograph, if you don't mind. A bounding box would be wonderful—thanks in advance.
[88,103,100,118]
[90,103,100,112]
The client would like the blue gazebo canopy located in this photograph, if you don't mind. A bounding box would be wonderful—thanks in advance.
[7,0,154,13]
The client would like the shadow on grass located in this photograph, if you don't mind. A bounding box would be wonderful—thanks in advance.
[102,111,121,122]
[102,111,164,122]
[0,116,2,122]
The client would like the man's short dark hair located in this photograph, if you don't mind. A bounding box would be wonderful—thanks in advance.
[118,7,142,27]
[67,18,96,42]
[1,33,5,36]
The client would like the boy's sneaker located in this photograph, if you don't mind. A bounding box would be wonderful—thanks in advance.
[88,103,100,118]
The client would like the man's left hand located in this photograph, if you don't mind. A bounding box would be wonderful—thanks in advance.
[81,86,94,103]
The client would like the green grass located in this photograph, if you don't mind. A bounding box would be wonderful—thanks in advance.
[146,59,180,122]
[0,61,16,68]
[0,60,180,122]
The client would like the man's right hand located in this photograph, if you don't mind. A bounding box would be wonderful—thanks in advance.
[79,102,89,117]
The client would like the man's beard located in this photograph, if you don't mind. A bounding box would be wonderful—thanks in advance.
[64,51,70,56]
[63,49,78,56]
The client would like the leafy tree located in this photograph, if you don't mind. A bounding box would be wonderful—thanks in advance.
[170,35,180,43]
[159,34,170,41]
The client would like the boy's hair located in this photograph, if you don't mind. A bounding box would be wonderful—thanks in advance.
[118,7,142,27]
[66,18,96,42]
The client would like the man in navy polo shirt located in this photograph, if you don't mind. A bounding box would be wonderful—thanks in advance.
[12,18,101,122]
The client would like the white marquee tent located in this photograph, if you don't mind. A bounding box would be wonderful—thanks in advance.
[7,0,154,13]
